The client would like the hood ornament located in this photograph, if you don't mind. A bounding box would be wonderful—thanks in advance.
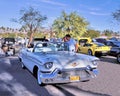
[71,62,78,67]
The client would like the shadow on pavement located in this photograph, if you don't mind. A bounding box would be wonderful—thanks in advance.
[54,84,111,96]
[0,56,52,96]
[99,56,119,65]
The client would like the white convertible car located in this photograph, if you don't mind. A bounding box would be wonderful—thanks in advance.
[18,42,99,86]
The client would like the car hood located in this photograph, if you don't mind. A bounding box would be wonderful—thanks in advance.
[34,51,99,68]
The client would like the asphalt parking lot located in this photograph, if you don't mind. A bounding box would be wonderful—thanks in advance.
[0,55,120,96]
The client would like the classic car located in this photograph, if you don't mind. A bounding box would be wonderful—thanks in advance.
[18,42,99,86]
[108,47,120,63]
[78,38,110,57]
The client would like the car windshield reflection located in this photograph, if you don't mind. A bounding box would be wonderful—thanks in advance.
[33,42,69,52]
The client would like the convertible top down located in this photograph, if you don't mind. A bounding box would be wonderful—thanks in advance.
[18,42,99,86]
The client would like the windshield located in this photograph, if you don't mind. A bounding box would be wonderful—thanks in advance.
[114,42,120,47]
[94,42,105,47]
[33,42,69,52]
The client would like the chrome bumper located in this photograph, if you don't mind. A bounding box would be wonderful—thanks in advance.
[40,68,98,84]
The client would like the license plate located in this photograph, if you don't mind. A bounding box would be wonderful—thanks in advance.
[70,76,80,81]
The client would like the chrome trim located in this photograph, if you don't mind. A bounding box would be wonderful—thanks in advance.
[39,67,98,84]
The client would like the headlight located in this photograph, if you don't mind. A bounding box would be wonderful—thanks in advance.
[86,65,91,70]
[92,60,98,66]
[44,62,53,69]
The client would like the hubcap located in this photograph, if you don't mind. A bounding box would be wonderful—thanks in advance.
[88,50,92,55]
[37,70,42,85]
[21,62,25,68]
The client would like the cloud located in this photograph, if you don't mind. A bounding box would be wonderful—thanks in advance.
[26,3,40,7]
[39,0,67,7]
[89,8,101,11]
[79,4,101,11]
[90,12,110,16]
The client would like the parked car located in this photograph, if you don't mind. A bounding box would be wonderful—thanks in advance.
[18,42,99,86]
[28,37,49,48]
[33,38,49,44]
[106,40,120,47]
[16,37,25,45]
[78,38,110,57]
[78,37,92,43]
[109,37,118,41]
[106,40,120,63]
[93,38,107,45]
[108,47,120,63]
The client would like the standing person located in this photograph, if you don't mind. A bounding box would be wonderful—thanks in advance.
[65,34,78,52]
[62,36,68,42]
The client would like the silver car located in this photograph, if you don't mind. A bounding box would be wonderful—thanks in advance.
[18,42,99,86]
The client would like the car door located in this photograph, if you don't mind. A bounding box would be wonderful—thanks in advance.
[25,50,41,72]
[82,43,90,54]
[19,49,30,70]
[79,43,89,54]
[78,39,88,53]
[21,48,36,72]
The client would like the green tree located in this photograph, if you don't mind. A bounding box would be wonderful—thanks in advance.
[82,29,100,38]
[0,26,5,30]
[112,9,120,36]
[112,9,120,22]
[103,30,112,37]
[13,7,47,45]
[7,33,16,38]
[52,11,89,38]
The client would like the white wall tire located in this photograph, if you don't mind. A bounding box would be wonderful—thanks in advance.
[21,62,26,69]
[37,69,45,86]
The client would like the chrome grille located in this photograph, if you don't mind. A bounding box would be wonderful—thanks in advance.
[58,69,90,78]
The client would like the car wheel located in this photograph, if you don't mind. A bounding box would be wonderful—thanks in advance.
[19,58,26,69]
[21,61,26,69]
[117,54,120,63]
[88,49,92,55]
[37,69,45,86]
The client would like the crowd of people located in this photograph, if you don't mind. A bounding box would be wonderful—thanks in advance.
[28,34,78,52]
[0,34,79,56]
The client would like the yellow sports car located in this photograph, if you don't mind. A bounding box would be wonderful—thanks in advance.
[77,38,110,57]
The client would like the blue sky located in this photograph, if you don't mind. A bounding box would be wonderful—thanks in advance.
[0,0,120,32]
